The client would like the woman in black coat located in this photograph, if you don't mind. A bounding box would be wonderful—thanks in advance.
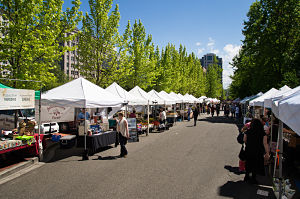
[243,119,269,183]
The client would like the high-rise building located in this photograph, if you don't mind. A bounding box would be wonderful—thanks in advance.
[59,28,80,79]
[200,53,223,84]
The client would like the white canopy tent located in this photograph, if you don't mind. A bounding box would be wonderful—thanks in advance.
[264,85,291,108]
[177,93,189,103]
[249,88,278,107]
[41,77,125,160]
[159,91,178,104]
[272,85,300,118]
[169,92,184,104]
[184,94,195,103]
[105,82,145,106]
[278,90,300,136]
[188,94,201,103]
[42,78,125,108]
[198,96,207,103]
[129,86,155,105]
[148,90,171,105]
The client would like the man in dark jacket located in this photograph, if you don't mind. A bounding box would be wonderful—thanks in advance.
[193,106,199,126]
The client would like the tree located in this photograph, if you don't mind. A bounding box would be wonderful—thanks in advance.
[230,0,300,98]
[206,57,223,98]
[76,0,120,87]
[126,19,157,91]
[0,0,82,90]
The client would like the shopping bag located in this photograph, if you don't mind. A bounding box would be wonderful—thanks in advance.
[239,160,245,172]
[238,145,246,161]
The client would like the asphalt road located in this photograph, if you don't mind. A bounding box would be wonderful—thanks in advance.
[0,113,275,199]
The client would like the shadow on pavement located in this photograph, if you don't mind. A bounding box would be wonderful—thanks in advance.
[43,145,114,163]
[224,165,244,175]
[198,115,244,131]
[94,155,120,160]
[218,180,276,199]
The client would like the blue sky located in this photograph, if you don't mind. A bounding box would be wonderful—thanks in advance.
[63,0,256,88]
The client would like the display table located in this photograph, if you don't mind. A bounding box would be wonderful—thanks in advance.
[85,131,117,155]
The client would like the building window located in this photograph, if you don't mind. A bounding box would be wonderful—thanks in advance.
[71,71,74,75]
[207,56,212,61]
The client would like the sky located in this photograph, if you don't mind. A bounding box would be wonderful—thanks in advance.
[63,0,256,89]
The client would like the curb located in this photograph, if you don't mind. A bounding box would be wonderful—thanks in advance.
[0,157,43,185]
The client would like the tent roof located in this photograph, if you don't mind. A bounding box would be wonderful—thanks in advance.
[128,86,153,105]
[264,85,291,108]
[169,92,184,103]
[148,90,170,105]
[278,90,300,136]
[249,88,278,107]
[177,93,189,103]
[183,94,195,103]
[272,85,300,118]
[41,77,125,108]
[105,82,145,105]
[159,91,178,104]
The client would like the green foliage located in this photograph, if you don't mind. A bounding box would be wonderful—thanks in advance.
[230,0,300,98]
[0,0,82,90]
[205,61,223,98]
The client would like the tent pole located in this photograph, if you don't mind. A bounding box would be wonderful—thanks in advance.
[278,120,283,199]
[147,101,149,136]
[38,87,43,161]
[82,108,89,160]
[269,113,273,176]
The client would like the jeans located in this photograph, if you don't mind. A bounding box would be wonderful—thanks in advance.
[119,133,128,157]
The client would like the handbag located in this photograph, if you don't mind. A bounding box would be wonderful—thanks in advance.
[237,132,244,144]
[239,145,246,161]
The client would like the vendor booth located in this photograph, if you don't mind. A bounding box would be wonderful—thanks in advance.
[40,77,125,160]
[0,85,43,160]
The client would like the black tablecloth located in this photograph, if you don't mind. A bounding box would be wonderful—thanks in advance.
[87,131,117,154]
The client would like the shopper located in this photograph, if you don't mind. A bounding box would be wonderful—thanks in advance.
[159,108,167,124]
[129,110,136,118]
[117,113,130,158]
[187,106,192,121]
[243,119,269,183]
[216,104,220,117]
[231,104,236,118]
[193,106,199,126]
[211,104,215,117]
[235,105,240,120]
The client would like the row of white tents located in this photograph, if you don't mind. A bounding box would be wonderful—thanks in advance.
[42,77,216,107]
[239,85,300,198]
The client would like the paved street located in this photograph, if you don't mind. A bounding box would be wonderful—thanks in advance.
[0,114,274,199]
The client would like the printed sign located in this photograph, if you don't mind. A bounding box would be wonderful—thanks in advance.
[0,88,35,110]
[35,106,75,123]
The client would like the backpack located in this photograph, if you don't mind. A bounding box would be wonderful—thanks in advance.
[237,132,244,144]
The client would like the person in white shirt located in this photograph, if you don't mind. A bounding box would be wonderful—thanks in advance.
[160,108,167,124]
[117,112,129,158]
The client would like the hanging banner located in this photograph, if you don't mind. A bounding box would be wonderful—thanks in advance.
[35,106,75,123]
[0,88,35,110]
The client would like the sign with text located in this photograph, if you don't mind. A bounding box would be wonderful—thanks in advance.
[36,106,75,123]
[0,88,35,110]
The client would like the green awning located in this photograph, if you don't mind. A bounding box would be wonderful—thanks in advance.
[0,83,12,88]
[0,82,40,100]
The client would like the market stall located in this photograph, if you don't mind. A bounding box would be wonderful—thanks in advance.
[273,89,300,198]
[0,85,42,158]
[41,77,125,160]
[249,88,278,118]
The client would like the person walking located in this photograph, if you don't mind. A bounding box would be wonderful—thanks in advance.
[117,113,130,158]
[216,104,220,117]
[193,106,199,126]
[235,105,240,120]
[211,104,215,117]
[243,119,269,183]
[231,104,236,118]
[187,106,192,121]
